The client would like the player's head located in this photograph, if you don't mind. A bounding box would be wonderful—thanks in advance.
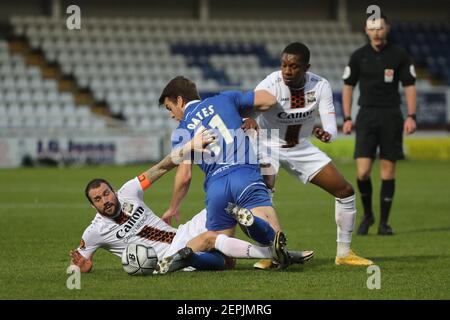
[281,42,311,87]
[85,178,121,218]
[365,13,390,47]
[159,76,201,121]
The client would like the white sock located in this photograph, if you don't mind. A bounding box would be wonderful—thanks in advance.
[214,234,272,259]
[335,195,356,258]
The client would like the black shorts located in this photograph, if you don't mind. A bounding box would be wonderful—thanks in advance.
[354,107,404,161]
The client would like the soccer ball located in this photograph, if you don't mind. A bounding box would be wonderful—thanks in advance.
[121,243,158,276]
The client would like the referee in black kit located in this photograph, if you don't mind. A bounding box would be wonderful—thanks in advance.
[341,13,417,236]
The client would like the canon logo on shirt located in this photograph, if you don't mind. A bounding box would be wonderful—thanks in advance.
[116,206,145,239]
[277,110,314,119]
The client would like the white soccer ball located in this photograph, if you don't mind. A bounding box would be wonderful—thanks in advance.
[121,243,158,276]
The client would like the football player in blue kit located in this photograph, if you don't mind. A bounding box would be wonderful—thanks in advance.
[156,76,296,272]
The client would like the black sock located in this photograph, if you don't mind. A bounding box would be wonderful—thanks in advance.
[357,178,373,218]
[380,179,395,225]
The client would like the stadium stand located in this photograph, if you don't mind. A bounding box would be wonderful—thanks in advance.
[1,16,447,133]
[0,37,107,131]
[7,17,366,129]
[390,22,450,86]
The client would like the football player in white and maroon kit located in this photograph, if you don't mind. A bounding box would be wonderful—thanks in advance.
[252,42,373,267]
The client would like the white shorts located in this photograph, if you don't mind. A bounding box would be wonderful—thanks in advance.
[259,139,331,184]
[163,209,208,259]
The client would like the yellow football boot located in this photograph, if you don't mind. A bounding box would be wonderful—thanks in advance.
[335,250,374,266]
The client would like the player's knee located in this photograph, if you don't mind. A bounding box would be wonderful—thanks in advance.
[263,175,275,190]
[203,231,218,250]
[337,182,354,199]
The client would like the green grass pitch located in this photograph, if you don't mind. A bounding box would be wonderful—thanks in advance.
[0,160,449,299]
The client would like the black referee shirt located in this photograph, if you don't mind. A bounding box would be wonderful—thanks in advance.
[343,43,416,108]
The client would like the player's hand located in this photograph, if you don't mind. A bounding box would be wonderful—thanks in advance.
[404,117,416,135]
[342,120,353,135]
[174,128,217,164]
[161,209,180,226]
[241,118,259,132]
[69,250,86,267]
[314,128,332,142]
[189,128,217,153]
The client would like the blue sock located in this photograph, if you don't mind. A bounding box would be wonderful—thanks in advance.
[188,251,226,271]
[242,215,276,246]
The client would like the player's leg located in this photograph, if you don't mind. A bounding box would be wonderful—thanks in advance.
[309,162,356,257]
[285,142,372,265]
[228,168,280,245]
[356,157,375,235]
[155,228,236,274]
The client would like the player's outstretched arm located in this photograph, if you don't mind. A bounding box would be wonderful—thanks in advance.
[140,128,215,186]
[253,90,277,111]
[69,250,93,273]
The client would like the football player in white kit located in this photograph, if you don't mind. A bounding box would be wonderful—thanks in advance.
[69,129,312,273]
[252,43,373,267]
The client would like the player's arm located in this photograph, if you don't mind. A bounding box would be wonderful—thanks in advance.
[253,89,277,111]
[138,128,215,187]
[162,163,192,225]
[69,250,93,273]
[315,80,338,143]
[69,232,99,273]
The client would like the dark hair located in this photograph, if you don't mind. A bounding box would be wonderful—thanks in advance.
[366,12,389,25]
[158,76,201,105]
[85,178,114,204]
[282,42,310,65]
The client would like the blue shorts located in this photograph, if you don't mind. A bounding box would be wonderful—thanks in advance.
[205,167,272,231]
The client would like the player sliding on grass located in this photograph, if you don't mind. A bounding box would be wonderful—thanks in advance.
[69,130,313,273]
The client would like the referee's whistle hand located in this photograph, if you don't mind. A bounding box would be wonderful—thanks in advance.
[342,121,352,135]
[404,118,417,135]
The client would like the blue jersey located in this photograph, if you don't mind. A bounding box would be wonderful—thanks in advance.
[172,91,259,185]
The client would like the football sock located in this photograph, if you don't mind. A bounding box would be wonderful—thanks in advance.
[241,215,276,246]
[188,251,226,270]
[380,179,395,225]
[214,234,272,259]
[357,178,373,217]
[335,194,356,258]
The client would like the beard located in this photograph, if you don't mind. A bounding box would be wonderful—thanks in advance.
[101,200,121,218]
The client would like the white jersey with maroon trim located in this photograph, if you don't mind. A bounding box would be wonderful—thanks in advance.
[255,71,335,148]
[77,178,194,260]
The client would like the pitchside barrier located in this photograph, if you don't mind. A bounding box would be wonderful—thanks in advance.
[0,88,449,168]
[312,135,450,161]
[0,130,162,168]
